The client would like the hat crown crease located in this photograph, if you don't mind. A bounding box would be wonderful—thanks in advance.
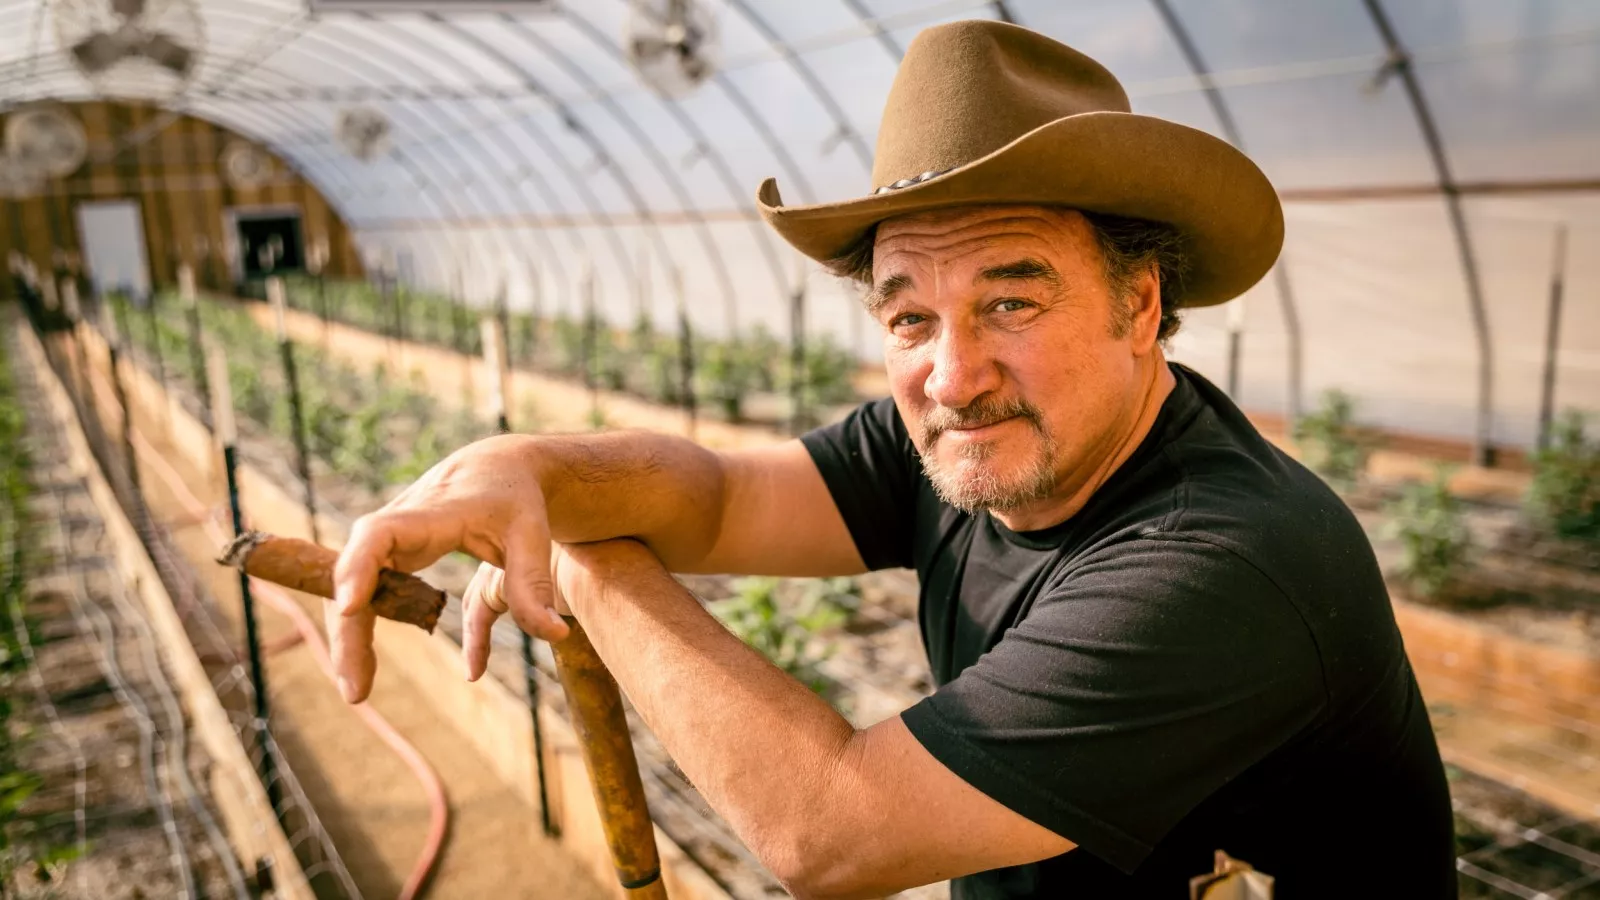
[871,20,1131,190]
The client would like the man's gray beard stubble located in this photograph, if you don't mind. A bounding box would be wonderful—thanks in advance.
[917,398,1059,515]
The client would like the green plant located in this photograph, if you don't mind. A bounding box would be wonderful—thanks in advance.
[229,361,276,429]
[336,405,394,493]
[796,577,861,632]
[387,422,448,483]
[1526,410,1600,541]
[710,577,853,695]
[643,334,683,405]
[798,336,860,409]
[552,313,587,375]
[743,324,781,392]
[698,341,756,422]
[592,324,629,392]
[1384,469,1472,600]
[508,312,540,368]
[306,394,350,464]
[1293,389,1371,492]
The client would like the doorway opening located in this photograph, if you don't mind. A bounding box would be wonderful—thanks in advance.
[76,199,152,299]
[236,211,305,278]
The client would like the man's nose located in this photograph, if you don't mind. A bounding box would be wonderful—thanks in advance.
[923,324,1001,410]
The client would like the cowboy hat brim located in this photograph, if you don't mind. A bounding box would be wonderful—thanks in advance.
[758,111,1283,309]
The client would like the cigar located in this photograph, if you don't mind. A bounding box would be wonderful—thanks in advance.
[217,531,446,633]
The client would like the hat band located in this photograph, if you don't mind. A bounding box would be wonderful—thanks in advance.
[872,166,954,195]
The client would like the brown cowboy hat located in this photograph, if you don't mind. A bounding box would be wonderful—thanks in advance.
[757,20,1283,308]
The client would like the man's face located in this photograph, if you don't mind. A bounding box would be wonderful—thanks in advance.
[869,205,1160,516]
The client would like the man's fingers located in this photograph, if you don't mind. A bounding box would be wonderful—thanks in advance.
[462,563,505,681]
[325,597,377,703]
[503,523,569,642]
[335,510,453,616]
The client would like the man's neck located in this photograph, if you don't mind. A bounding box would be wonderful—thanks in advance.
[992,353,1177,533]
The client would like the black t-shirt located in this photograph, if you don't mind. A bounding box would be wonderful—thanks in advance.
[801,364,1456,899]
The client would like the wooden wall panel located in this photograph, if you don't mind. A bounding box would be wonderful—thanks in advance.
[189,117,230,289]
[1,100,364,298]
[157,114,197,282]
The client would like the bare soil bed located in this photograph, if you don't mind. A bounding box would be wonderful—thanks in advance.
[6,341,241,900]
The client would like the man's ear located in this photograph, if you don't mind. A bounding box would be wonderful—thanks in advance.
[1129,266,1163,354]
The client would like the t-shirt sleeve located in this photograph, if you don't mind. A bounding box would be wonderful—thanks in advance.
[799,397,919,571]
[900,535,1326,873]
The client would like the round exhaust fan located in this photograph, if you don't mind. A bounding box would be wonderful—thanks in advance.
[54,0,204,98]
[335,106,392,162]
[0,158,43,199]
[220,139,272,190]
[625,0,718,99]
[5,108,89,178]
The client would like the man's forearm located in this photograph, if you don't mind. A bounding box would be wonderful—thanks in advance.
[560,541,860,894]
[521,430,727,570]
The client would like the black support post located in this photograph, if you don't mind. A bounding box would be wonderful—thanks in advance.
[673,268,696,440]
[185,298,212,431]
[223,441,281,814]
[788,280,807,435]
[144,291,168,400]
[1536,224,1568,452]
[210,342,281,815]
[270,279,320,544]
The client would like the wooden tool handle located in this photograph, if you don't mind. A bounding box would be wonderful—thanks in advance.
[216,531,446,633]
[550,617,668,899]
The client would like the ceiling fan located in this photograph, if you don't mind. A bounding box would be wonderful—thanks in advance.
[55,0,204,95]
[625,0,719,99]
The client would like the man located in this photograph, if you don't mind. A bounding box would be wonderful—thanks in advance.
[330,20,1457,899]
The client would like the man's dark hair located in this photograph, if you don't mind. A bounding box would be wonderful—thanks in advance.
[825,209,1191,341]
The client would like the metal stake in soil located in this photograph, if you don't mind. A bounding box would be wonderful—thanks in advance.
[483,313,556,837]
[672,267,696,441]
[788,270,807,435]
[102,307,147,525]
[269,278,320,544]
[177,265,212,430]
[209,343,281,815]
[143,289,168,402]
[582,264,600,425]
[1536,224,1568,453]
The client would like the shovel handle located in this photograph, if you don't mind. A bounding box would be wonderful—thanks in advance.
[550,617,668,899]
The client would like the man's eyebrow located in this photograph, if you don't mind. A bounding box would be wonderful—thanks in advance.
[976,258,1062,289]
[864,272,913,316]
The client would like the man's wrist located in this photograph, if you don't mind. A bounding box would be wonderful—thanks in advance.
[558,538,664,617]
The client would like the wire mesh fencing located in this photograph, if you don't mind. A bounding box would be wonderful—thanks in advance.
[12,293,363,899]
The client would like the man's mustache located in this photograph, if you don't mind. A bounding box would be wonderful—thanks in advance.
[919,396,1045,445]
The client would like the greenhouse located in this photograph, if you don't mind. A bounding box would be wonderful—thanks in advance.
[0,1,1597,898]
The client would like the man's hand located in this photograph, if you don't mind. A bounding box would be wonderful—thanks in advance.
[461,540,660,681]
[330,434,569,703]
[326,430,861,705]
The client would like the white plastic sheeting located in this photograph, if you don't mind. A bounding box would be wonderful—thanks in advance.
[0,0,1595,447]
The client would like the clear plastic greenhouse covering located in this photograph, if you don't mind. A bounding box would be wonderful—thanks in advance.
[2,0,1596,450]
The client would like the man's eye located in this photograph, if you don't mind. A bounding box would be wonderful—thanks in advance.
[892,313,926,328]
[995,299,1031,313]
